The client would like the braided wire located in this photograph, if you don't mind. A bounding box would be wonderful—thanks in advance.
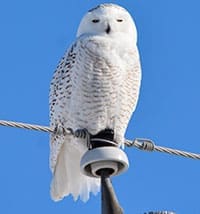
[0,120,53,133]
[126,139,200,160]
[0,119,200,160]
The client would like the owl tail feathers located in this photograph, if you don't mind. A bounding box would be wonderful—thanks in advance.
[50,139,100,202]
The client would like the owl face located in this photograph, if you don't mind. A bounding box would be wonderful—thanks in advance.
[77,4,137,43]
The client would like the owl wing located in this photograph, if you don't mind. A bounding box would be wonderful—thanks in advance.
[49,42,77,172]
[49,40,100,202]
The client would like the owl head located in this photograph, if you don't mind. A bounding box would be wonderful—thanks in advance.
[76,4,137,44]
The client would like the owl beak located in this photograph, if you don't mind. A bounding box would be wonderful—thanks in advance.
[105,24,111,34]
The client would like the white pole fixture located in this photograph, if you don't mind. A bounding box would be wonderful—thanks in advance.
[80,146,129,178]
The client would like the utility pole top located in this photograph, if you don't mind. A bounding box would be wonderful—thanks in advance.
[80,129,128,214]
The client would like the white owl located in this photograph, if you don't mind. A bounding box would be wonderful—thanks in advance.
[49,3,141,202]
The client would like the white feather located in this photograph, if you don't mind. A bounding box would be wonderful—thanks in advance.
[50,136,99,202]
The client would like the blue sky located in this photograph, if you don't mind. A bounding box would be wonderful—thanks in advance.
[0,0,200,213]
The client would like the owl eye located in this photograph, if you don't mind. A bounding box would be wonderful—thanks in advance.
[92,19,100,23]
[117,19,123,22]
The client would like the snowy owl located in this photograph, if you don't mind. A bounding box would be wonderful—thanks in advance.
[49,3,141,202]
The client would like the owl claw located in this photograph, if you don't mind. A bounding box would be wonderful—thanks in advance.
[53,124,69,136]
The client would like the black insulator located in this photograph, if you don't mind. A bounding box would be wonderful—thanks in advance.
[90,129,117,149]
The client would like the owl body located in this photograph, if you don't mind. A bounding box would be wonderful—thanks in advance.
[49,4,141,202]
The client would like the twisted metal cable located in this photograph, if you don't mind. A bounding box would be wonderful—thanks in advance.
[126,139,200,160]
[0,119,200,160]
[0,119,53,133]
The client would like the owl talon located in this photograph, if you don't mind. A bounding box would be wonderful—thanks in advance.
[53,124,70,136]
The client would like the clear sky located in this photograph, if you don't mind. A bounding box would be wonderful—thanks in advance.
[0,0,200,213]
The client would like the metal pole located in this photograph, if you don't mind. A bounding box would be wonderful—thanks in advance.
[101,169,123,214]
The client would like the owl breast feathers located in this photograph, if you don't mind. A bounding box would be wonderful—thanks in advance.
[49,3,141,202]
